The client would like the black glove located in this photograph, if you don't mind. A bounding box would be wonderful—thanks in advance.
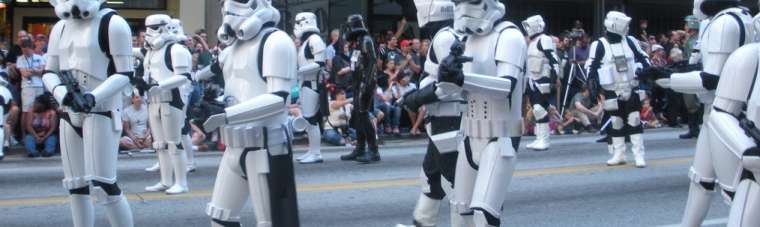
[438,41,472,86]
[638,67,672,81]
[64,92,96,113]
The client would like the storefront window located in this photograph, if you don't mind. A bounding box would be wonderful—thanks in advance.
[14,0,167,10]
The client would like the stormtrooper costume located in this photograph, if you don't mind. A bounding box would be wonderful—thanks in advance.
[339,15,381,163]
[585,11,651,168]
[0,78,12,161]
[698,37,760,227]
[647,1,753,225]
[194,0,299,226]
[140,14,192,195]
[293,12,327,164]
[397,0,463,226]
[437,0,526,226]
[523,15,560,151]
[169,18,198,172]
[42,0,134,226]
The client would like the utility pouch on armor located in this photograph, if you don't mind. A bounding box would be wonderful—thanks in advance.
[603,99,619,111]
[614,56,629,72]
[431,131,462,153]
[597,66,615,87]
[112,111,122,131]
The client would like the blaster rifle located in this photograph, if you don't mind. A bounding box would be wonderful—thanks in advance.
[59,70,91,112]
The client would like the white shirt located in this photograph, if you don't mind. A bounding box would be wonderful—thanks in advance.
[122,104,149,137]
[15,54,45,88]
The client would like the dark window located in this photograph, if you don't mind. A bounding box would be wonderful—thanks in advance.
[14,0,168,10]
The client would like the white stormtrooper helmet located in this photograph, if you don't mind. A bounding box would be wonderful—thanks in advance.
[169,19,188,43]
[604,11,632,37]
[219,0,281,44]
[694,0,741,20]
[49,0,106,20]
[414,0,455,27]
[522,15,546,37]
[294,12,320,39]
[144,14,174,50]
[453,0,505,35]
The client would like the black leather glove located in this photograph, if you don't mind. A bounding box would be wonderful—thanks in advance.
[438,41,472,86]
[64,92,96,113]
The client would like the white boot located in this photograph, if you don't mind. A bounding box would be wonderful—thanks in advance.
[526,126,540,150]
[166,144,189,195]
[412,195,441,227]
[146,150,172,192]
[144,162,160,172]
[181,134,196,172]
[0,127,5,161]
[530,123,550,151]
[299,125,323,164]
[630,134,646,168]
[69,194,95,227]
[101,194,134,227]
[607,137,627,166]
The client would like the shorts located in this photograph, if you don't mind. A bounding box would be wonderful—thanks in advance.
[21,87,44,112]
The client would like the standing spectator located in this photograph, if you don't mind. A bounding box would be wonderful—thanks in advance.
[23,95,57,157]
[120,95,152,151]
[5,30,29,66]
[16,38,46,132]
[330,42,354,93]
[325,29,341,70]
[34,34,47,55]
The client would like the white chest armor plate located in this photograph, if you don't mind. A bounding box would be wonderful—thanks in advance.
[526,35,551,80]
[462,32,512,138]
[222,39,268,107]
[51,9,121,112]
[597,38,637,99]
[144,44,176,103]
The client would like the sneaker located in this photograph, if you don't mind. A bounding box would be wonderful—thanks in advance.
[145,162,160,172]
[145,183,170,192]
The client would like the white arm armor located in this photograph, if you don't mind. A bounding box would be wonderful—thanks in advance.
[539,35,561,77]
[43,22,68,105]
[298,62,321,81]
[714,44,760,115]
[90,15,134,103]
[425,28,458,77]
[156,44,192,91]
[671,13,746,95]
[462,72,512,97]
[224,94,287,125]
[307,34,327,63]
[263,31,297,82]
[494,27,526,96]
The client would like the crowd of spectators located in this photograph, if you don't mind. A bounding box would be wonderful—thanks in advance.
[0,16,702,159]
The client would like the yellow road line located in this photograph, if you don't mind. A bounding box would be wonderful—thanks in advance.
[0,157,692,207]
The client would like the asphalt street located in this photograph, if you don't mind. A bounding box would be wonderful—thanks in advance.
[0,129,734,227]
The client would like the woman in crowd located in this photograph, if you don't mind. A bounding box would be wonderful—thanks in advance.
[377,57,401,136]
[23,94,57,158]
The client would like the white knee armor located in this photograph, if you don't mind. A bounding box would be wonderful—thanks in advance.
[140,14,192,195]
[293,12,326,164]
[199,1,299,226]
[42,0,135,226]
[447,1,526,226]
[671,1,755,226]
